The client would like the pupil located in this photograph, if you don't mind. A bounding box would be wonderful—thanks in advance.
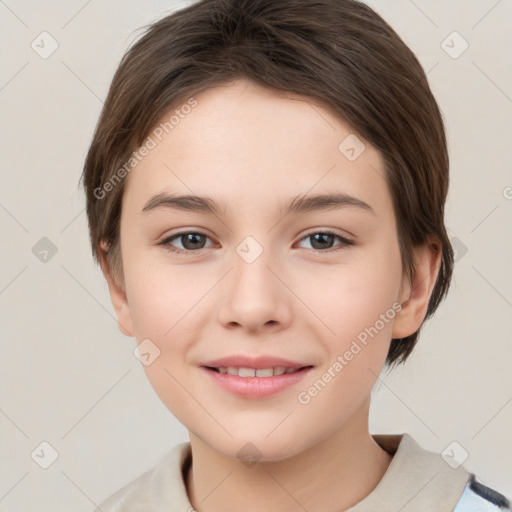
[180,233,334,251]
[184,233,205,250]
[312,233,333,250]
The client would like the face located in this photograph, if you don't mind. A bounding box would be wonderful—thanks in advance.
[107,78,428,462]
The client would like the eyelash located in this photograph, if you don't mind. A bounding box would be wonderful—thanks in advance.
[159,229,355,255]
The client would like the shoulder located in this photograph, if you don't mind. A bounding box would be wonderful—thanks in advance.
[453,473,511,511]
[349,433,510,512]
[91,442,193,512]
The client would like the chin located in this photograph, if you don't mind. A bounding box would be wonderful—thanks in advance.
[201,429,313,465]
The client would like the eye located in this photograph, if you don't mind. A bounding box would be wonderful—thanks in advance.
[159,229,354,255]
[296,230,354,252]
[160,231,215,254]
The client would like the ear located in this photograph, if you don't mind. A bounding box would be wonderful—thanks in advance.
[98,241,134,337]
[392,238,442,339]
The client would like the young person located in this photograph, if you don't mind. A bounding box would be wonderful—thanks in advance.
[82,1,511,510]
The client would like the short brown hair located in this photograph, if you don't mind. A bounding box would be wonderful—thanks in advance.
[81,0,454,368]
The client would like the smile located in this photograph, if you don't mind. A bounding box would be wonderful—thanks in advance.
[202,365,313,399]
[209,366,303,377]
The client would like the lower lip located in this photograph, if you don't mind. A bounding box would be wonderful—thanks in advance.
[201,366,313,399]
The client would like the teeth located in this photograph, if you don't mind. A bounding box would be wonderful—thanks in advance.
[256,368,274,377]
[239,367,255,377]
[216,366,300,377]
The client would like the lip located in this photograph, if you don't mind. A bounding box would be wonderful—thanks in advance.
[200,355,313,399]
[201,355,308,370]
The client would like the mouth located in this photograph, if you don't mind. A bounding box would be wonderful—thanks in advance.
[205,366,312,377]
[201,364,314,399]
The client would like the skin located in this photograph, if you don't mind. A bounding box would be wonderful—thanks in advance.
[101,78,441,512]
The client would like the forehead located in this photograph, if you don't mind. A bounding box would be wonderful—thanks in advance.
[122,78,392,220]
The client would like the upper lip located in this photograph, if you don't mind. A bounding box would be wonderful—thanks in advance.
[201,355,311,370]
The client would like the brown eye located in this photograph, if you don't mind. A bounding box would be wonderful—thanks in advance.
[297,230,354,252]
[160,231,214,254]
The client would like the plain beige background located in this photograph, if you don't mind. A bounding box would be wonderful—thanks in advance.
[0,1,511,510]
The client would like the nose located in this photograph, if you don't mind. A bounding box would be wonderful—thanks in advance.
[216,244,292,334]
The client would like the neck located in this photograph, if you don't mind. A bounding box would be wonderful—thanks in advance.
[185,397,392,512]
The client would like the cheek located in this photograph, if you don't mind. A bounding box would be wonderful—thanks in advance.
[294,260,402,429]
[308,246,403,387]
[306,249,402,339]
[122,258,207,422]
[122,250,210,398]
[122,246,205,339]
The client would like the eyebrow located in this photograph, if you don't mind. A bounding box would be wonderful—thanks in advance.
[142,192,375,217]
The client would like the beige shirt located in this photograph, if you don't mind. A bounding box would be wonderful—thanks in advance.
[93,433,472,511]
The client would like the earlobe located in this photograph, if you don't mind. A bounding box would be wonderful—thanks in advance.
[98,241,134,337]
[392,240,442,339]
